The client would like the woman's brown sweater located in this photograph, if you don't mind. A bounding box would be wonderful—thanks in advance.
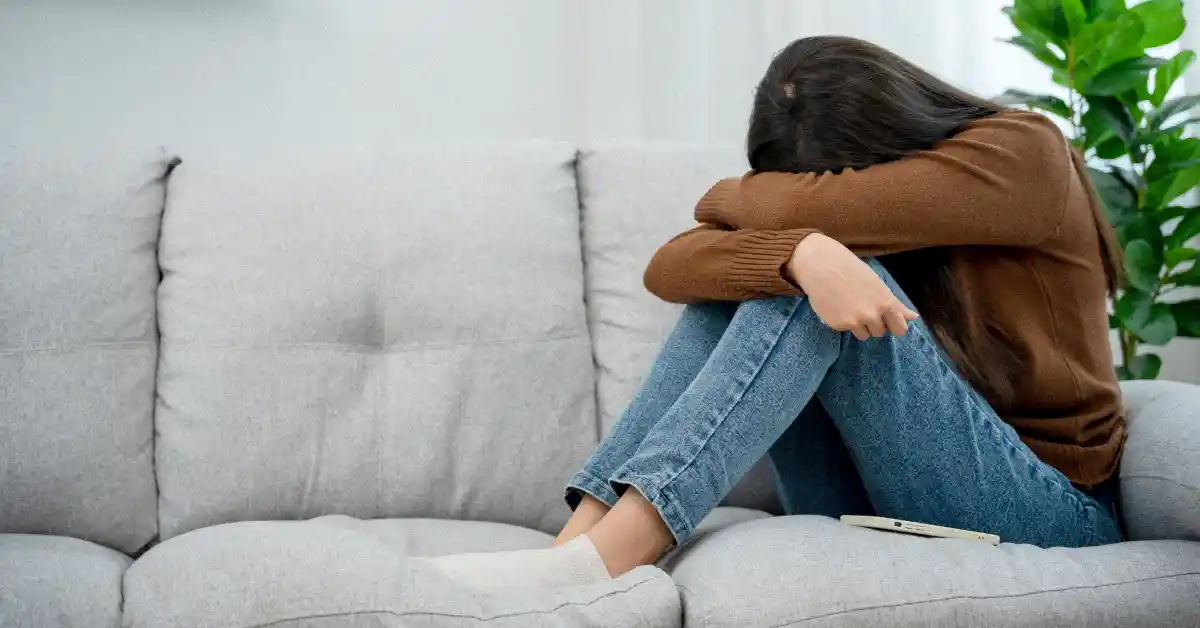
[644,110,1124,487]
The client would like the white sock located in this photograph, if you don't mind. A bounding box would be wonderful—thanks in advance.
[419,535,612,589]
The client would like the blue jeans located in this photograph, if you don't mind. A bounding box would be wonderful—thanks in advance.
[566,260,1123,548]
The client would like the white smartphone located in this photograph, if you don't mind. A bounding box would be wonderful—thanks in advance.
[840,515,1001,546]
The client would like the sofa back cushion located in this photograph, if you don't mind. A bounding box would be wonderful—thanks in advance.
[1119,380,1200,541]
[0,146,168,553]
[577,143,780,513]
[155,143,596,539]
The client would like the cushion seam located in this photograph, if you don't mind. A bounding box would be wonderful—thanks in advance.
[158,332,587,354]
[676,583,714,627]
[241,576,663,627]
[766,571,1200,628]
[0,340,152,356]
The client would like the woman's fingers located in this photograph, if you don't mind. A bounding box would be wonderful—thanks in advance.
[850,324,872,341]
[883,307,911,337]
[864,315,888,338]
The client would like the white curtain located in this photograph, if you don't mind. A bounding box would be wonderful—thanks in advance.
[575,0,1052,144]
[0,0,1183,146]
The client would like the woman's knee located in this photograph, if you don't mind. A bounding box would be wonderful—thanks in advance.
[734,295,806,314]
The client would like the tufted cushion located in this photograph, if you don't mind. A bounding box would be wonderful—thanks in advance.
[123,516,680,628]
[1119,380,1200,542]
[667,515,1200,628]
[0,145,168,553]
[154,142,597,540]
[0,534,132,628]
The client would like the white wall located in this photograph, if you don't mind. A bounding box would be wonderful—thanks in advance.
[1,0,1044,149]
[1,0,1196,380]
[0,0,585,149]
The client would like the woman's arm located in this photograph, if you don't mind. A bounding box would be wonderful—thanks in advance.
[696,111,1072,255]
[645,226,918,339]
[642,223,813,303]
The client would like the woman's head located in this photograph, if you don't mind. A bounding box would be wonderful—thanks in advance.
[747,36,1002,174]
[745,37,1123,406]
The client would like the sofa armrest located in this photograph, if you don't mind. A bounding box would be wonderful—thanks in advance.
[1118,380,1200,542]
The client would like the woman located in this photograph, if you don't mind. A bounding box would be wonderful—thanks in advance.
[426,36,1127,589]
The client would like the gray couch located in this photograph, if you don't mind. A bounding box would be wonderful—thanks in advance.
[2,141,1198,628]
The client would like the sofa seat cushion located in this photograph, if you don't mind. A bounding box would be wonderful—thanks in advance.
[123,515,681,628]
[0,534,132,628]
[1119,380,1200,541]
[666,515,1200,628]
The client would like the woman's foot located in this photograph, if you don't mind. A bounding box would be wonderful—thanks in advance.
[553,494,611,546]
[420,535,611,590]
[422,489,675,589]
[587,487,675,577]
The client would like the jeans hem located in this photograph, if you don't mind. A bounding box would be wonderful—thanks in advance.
[608,472,696,544]
[565,470,621,509]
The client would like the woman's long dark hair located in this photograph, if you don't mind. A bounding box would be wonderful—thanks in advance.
[747,36,1122,407]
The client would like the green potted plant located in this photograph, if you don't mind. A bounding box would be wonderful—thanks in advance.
[999,0,1200,379]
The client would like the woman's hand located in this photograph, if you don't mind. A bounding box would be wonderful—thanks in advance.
[785,233,918,340]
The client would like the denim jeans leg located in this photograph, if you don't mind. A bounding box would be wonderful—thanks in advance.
[565,301,737,509]
[609,296,842,541]
[768,401,875,518]
[814,260,1124,548]
[609,260,1121,548]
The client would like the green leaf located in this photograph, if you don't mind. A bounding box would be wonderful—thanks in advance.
[1109,313,1121,329]
[1124,239,1162,291]
[1169,263,1200,286]
[1115,365,1135,380]
[1129,0,1186,48]
[1083,96,1135,148]
[1085,0,1126,20]
[1118,216,1166,250]
[1170,299,1200,337]
[1147,137,1200,182]
[1113,286,1171,345]
[1158,205,1196,223]
[1125,85,1150,114]
[995,89,1071,118]
[1134,117,1200,146]
[1128,353,1164,379]
[1083,56,1167,96]
[1014,0,1071,44]
[1165,247,1197,267]
[1138,305,1177,345]
[1062,0,1087,33]
[1169,212,1200,248]
[1089,167,1139,225]
[1096,137,1130,158]
[1146,165,1200,209]
[1002,36,1068,69]
[1116,289,1153,329]
[1077,12,1145,75]
[1147,94,1200,131]
[1151,50,1195,107]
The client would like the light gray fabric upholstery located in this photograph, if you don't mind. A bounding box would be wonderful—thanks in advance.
[0,146,166,553]
[1120,380,1200,542]
[123,516,680,628]
[155,143,597,540]
[0,534,132,628]
[667,515,1200,628]
[577,143,780,513]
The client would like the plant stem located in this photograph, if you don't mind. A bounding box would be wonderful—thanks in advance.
[1120,329,1137,372]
